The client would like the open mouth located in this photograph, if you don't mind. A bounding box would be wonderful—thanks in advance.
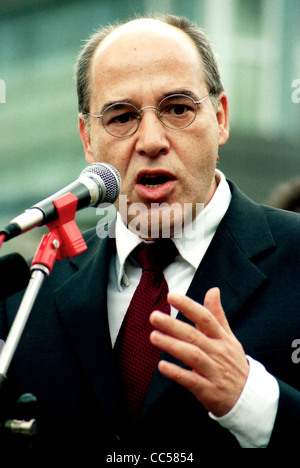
[135,170,176,200]
[139,174,173,189]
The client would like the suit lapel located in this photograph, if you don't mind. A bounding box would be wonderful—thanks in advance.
[54,229,118,422]
[143,182,277,413]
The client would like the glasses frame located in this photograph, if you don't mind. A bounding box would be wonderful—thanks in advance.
[83,92,213,138]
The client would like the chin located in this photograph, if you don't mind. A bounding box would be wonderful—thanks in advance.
[126,203,189,240]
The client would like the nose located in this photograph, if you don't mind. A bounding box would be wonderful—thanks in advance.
[135,107,170,158]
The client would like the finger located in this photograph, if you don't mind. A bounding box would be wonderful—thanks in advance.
[150,329,213,378]
[203,287,231,333]
[157,359,208,392]
[150,310,207,347]
[167,292,222,338]
[157,358,247,417]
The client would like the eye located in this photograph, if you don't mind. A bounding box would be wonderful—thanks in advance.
[103,104,139,126]
[111,111,137,124]
[169,104,190,115]
[160,96,195,117]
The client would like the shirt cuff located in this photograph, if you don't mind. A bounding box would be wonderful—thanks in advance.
[209,356,280,448]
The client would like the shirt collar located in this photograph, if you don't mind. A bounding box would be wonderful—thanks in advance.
[115,212,143,288]
[114,169,231,289]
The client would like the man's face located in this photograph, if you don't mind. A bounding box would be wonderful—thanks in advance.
[79,20,229,239]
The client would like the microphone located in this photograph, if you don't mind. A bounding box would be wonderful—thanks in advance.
[0,163,121,242]
[0,253,31,301]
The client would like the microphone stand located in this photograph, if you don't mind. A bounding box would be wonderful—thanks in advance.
[0,192,87,446]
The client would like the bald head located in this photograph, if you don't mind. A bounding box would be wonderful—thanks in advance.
[75,14,223,115]
[89,19,202,103]
[92,18,200,64]
[95,17,197,53]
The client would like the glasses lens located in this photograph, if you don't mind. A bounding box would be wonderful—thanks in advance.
[158,95,196,129]
[102,103,140,137]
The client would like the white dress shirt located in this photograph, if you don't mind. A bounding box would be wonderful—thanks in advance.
[107,169,279,448]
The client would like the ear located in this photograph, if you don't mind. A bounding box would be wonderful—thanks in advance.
[78,114,94,164]
[216,93,229,147]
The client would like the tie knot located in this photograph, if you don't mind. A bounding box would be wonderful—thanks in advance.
[134,240,178,272]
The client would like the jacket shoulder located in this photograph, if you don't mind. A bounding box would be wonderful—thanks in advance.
[227,179,300,238]
[261,203,300,235]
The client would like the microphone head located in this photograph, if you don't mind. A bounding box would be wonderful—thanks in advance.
[80,163,121,204]
[0,253,31,301]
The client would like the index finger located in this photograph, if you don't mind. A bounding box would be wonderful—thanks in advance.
[167,292,223,338]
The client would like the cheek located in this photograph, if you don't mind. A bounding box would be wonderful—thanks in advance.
[176,131,218,200]
[92,145,137,201]
[180,129,219,174]
[89,131,103,161]
[90,133,129,173]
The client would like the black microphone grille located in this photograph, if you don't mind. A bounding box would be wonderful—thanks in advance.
[80,163,121,204]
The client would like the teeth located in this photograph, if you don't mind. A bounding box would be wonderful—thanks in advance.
[144,184,161,189]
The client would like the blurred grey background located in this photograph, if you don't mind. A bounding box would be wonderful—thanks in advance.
[0,0,299,259]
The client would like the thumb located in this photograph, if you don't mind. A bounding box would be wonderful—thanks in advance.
[203,287,231,333]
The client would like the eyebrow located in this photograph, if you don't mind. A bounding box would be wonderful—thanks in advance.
[100,98,136,114]
[99,89,200,113]
[163,89,200,100]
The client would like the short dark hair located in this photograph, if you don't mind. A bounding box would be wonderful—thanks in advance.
[75,14,224,118]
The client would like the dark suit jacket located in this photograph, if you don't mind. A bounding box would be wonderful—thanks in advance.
[1,181,300,451]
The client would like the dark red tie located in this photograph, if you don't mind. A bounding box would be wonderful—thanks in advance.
[114,240,178,426]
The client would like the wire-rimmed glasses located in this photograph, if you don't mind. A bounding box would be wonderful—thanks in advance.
[83,92,213,138]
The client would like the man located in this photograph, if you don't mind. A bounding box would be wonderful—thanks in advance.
[1,14,299,451]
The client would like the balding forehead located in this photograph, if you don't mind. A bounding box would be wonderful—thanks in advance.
[96,18,197,55]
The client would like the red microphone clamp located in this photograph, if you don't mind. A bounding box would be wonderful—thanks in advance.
[31,192,87,273]
[0,193,87,394]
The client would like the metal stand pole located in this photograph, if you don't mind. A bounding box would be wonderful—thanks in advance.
[0,265,49,383]
[0,193,87,444]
